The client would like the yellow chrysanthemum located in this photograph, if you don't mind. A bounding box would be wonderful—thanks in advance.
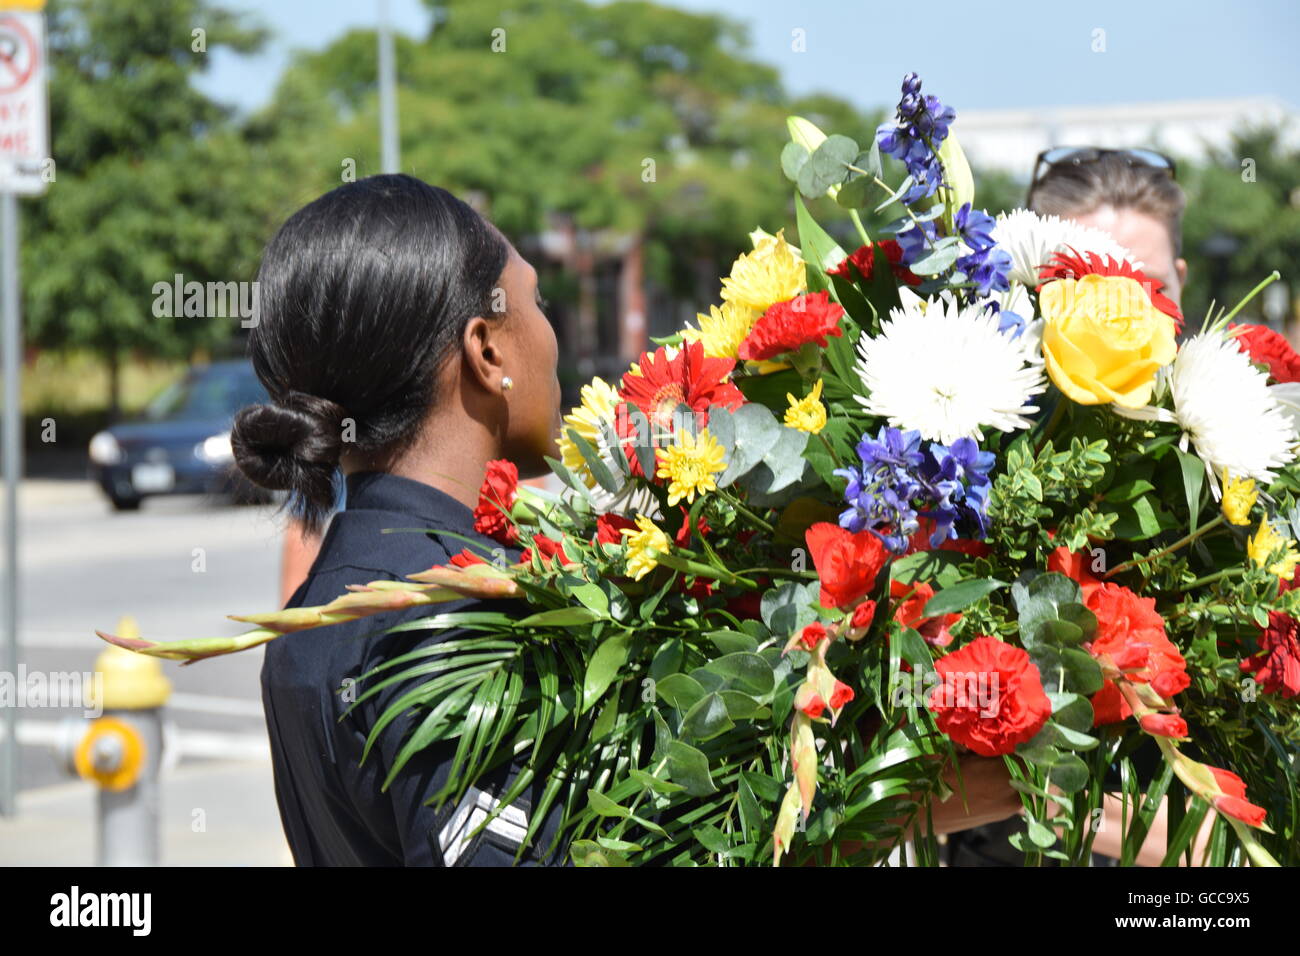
[681,300,758,360]
[621,514,671,581]
[1221,470,1258,527]
[1247,519,1300,580]
[556,376,620,489]
[656,427,727,506]
[720,228,805,314]
[784,378,827,434]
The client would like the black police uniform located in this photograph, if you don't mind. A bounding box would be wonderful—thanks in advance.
[261,470,569,866]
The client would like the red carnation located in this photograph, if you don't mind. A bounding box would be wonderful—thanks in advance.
[521,533,575,567]
[1230,322,1300,383]
[673,506,711,547]
[737,291,846,361]
[1240,611,1300,698]
[1084,582,1189,725]
[1047,546,1105,603]
[619,340,744,431]
[799,622,827,650]
[595,513,638,545]
[473,459,520,546]
[891,579,960,647]
[904,517,991,558]
[805,522,889,610]
[1037,248,1183,330]
[827,240,921,287]
[448,548,488,568]
[927,635,1052,757]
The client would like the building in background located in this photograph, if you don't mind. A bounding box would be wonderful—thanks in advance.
[955,96,1297,178]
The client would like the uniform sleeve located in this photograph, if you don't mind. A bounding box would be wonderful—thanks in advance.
[359,598,572,867]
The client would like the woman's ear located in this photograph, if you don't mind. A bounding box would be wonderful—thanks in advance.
[1175,257,1188,290]
[462,314,505,392]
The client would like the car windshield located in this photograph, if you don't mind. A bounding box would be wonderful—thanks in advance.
[143,365,267,422]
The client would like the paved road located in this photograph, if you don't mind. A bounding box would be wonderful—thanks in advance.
[9,479,284,793]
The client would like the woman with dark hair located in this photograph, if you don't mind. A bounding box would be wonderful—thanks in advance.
[231,174,564,866]
[235,173,1024,867]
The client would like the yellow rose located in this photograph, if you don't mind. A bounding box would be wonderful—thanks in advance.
[1040,273,1177,408]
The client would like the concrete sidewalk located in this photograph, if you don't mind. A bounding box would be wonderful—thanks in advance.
[0,760,292,866]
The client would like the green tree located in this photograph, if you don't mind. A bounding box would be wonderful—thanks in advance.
[22,0,267,413]
[1181,126,1300,328]
[251,0,876,301]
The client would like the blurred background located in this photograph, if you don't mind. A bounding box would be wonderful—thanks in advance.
[1,0,1296,864]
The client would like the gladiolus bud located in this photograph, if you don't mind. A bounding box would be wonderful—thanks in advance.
[1139,712,1188,738]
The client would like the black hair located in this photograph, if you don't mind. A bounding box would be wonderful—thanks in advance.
[1027,153,1186,258]
[231,174,509,533]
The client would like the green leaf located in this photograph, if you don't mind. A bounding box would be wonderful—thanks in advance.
[516,606,604,628]
[681,693,735,741]
[707,629,759,654]
[587,789,631,818]
[923,577,1006,617]
[703,652,776,696]
[569,840,630,867]
[937,133,974,213]
[793,193,846,285]
[718,690,768,720]
[565,427,619,494]
[780,141,810,181]
[581,632,629,713]
[629,767,685,794]
[907,237,960,276]
[666,740,717,796]
[720,402,783,485]
[654,672,706,711]
[1174,446,1206,534]
[890,548,969,589]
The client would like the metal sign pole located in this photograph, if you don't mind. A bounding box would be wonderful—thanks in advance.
[0,189,19,817]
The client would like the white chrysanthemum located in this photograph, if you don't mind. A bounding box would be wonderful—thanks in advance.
[853,295,1048,445]
[993,209,1142,286]
[1114,330,1297,496]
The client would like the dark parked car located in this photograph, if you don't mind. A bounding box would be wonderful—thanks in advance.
[88,360,270,511]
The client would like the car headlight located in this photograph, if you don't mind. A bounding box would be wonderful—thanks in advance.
[196,432,234,464]
[88,431,123,466]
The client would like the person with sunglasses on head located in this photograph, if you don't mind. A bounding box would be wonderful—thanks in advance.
[1027,147,1188,309]
[942,148,1213,867]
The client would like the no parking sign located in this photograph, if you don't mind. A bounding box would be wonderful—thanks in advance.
[0,0,47,196]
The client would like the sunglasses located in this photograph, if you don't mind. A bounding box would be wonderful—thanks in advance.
[1027,147,1176,205]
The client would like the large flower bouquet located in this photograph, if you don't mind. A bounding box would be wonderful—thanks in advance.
[101,74,1300,867]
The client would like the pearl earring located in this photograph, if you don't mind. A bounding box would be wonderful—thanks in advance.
[501,376,514,392]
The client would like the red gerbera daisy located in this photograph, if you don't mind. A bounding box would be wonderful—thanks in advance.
[619,340,744,431]
[1230,322,1300,383]
[1036,248,1183,330]
[828,240,922,287]
[737,291,846,362]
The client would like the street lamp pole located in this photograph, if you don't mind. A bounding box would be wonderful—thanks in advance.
[378,0,400,175]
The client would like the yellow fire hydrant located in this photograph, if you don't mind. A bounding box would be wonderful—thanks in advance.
[72,616,171,866]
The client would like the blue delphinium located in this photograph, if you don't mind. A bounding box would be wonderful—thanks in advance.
[876,72,954,207]
[835,425,996,552]
[953,202,1012,296]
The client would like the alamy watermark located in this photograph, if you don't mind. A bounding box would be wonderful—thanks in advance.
[0,665,104,718]
[151,273,259,328]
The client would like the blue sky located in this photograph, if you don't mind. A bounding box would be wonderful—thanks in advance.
[195,0,1300,114]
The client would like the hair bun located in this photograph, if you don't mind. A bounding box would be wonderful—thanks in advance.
[231,390,348,493]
